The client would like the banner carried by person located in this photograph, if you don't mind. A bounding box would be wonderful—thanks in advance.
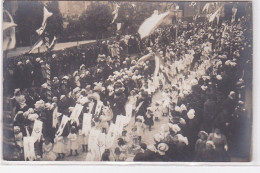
[23,136,36,161]
[31,120,43,142]
[138,11,170,39]
[52,106,60,128]
[70,104,84,124]
[94,101,103,116]
[82,113,92,135]
[56,115,70,136]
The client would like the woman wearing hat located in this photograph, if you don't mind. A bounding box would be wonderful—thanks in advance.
[153,143,170,161]
[194,131,208,161]
[207,128,230,162]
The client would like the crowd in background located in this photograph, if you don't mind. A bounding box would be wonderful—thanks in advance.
[5,15,252,162]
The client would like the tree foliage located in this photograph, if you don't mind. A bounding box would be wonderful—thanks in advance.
[80,3,113,39]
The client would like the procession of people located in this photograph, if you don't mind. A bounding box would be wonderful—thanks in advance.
[3,3,252,162]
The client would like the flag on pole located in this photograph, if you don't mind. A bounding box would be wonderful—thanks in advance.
[209,7,222,23]
[138,11,170,39]
[202,2,214,13]
[3,10,17,51]
[231,6,238,23]
[36,6,53,36]
[28,38,44,54]
[111,4,120,24]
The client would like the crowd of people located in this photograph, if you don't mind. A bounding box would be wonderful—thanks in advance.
[6,14,252,162]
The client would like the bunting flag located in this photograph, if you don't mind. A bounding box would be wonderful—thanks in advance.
[70,104,84,124]
[23,137,36,161]
[82,113,92,135]
[231,6,238,23]
[3,10,17,51]
[28,38,44,54]
[94,101,103,115]
[36,6,53,36]
[56,115,70,136]
[138,11,170,39]
[209,7,222,23]
[117,23,122,31]
[111,4,120,24]
[31,120,43,142]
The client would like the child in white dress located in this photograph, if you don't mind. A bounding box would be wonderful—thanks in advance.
[52,135,65,160]
[67,127,79,156]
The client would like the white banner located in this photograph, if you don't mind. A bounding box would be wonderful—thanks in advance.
[31,120,43,142]
[70,104,84,124]
[88,101,95,113]
[82,113,92,135]
[115,115,128,136]
[125,103,133,124]
[117,23,122,31]
[56,115,70,136]
[94,101,103,115]
[23,136,36,161]
[52,107,59,128]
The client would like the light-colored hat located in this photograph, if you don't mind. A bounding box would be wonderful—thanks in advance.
[136,116,145,123]
[157,143,169,155]
[187,109,195,120]
[180,104,187,111]
[41,83,48,88]
[153,133,163,143]
[177,134,189,145]
[168,123,181,133]
[216,75,222,80]
[201,85,208,91]
[174,106,181,113]
[36,58,41,62]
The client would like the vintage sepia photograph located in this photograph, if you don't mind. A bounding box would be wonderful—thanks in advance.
[2,0,252,162]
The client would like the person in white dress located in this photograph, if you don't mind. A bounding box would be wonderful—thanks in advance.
[67,127,79,156]
[42,137,56,161]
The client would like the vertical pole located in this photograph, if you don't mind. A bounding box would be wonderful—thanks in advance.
[45,57,52,101]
